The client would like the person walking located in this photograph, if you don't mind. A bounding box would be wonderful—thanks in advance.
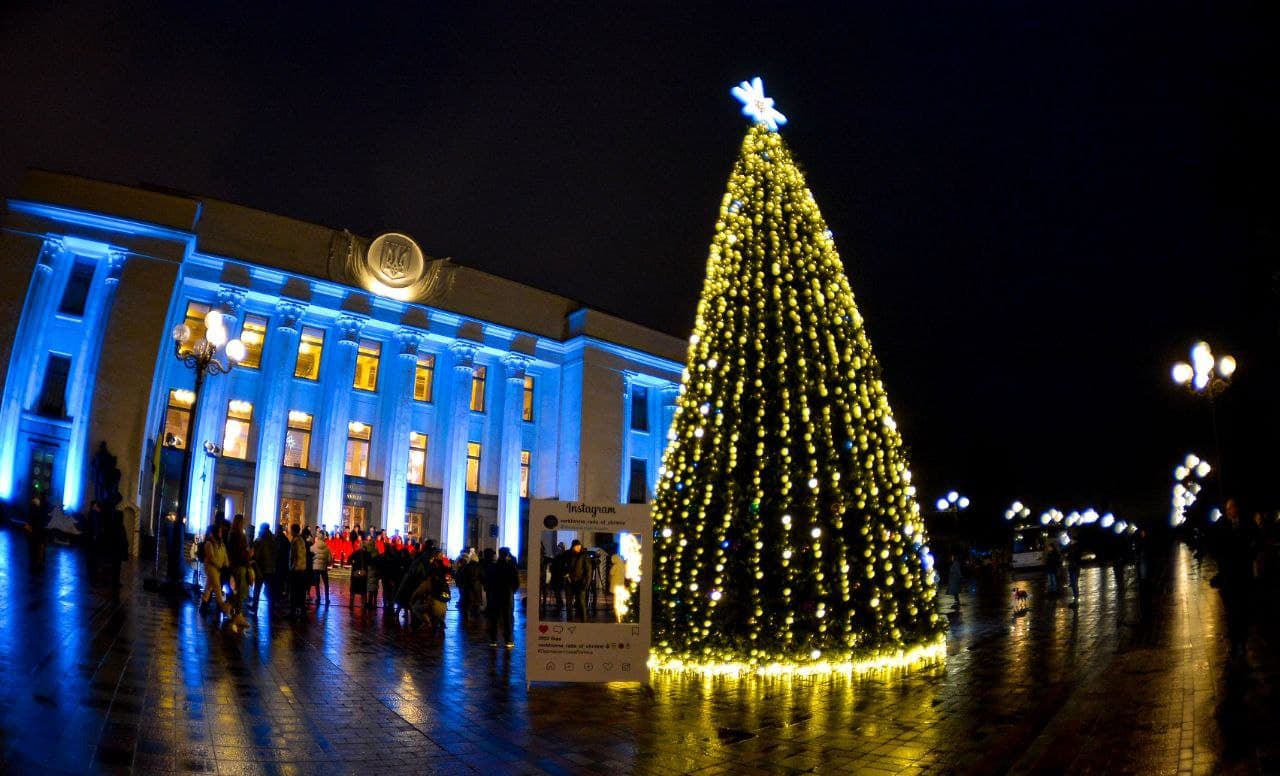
[1066,534,1082,606]
[565,540,591,622]
[200,529,234,624]
[274,524,291,604]
[363,536,382,611]
[483,547,519,647]
[227,514,252,630]
[947,550,963,610]
[25,493,50,571]
[310,531,332,604]
[1045,541,1062,596]
[1213,499,1254,660]
[288,524,309,619]
[252,523,276,611]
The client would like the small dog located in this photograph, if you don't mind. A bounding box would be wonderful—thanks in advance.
[1012,588,1030,615]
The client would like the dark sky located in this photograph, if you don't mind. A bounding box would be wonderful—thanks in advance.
[3,2,1277,526]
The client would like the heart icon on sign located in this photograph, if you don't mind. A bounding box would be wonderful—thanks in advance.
[538,624,549,633]
[553,625,564,634]
[603,662,613,671]
[567,626,576,634]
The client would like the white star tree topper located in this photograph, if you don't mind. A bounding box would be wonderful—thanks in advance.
[731,76,787,131]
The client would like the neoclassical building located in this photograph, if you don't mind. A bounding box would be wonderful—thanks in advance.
[0,171,683,561]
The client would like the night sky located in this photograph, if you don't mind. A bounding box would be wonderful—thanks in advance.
[3,2,1277,528]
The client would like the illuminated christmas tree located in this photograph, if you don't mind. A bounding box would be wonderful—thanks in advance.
[651,79,945,675]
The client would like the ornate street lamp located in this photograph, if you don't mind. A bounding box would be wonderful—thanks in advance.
[935,490,970,533]
[1171,341,1235,495]
[163,309,243,584]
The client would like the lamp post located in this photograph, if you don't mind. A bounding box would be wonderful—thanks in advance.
[164,309,244,585]
[935,490,970,534]
[1172,341,1235,496]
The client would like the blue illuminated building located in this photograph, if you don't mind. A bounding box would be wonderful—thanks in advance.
[0,172,683,561]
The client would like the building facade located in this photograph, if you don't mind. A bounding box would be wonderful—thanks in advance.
[0,172,684,561]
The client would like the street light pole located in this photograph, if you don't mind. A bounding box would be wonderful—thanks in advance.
[1172,341,1235,498]
[161,310,244,587]
[936,490,970,534]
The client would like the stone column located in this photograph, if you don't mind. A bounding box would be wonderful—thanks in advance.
[315,313,366,530]
[62,250,127,513]
[0,238,61,500]
[658,385,680,487]
[250,299,305,528]
[441,341,478,555]
[185,285,245,533]
[497,354,529,557]
[378,328,421,537]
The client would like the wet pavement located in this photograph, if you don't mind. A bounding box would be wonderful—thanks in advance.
[0,527,1276,775]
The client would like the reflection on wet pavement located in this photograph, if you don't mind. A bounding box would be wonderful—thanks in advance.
[0,528,1274,774]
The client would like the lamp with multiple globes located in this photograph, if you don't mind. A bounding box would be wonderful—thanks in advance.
[1170,341,1234,495]
[160,309,244,585]
[936,490,970,533]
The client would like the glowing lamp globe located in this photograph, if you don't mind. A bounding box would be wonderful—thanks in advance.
[936,498,949,511]
[1217,355,1236,378]
[1171,362,1193,385]
[225,338,246,363]
[958,496,970,509]
[172,323,191,344]
[206,322,228,347]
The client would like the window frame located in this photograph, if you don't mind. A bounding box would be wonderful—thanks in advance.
[283,410,313,470]
[414,353,435,402]
[629,385,650,432]
[178,302,212,357]
[345,421,372,478]
[465,441,482,492]
[469,366,487,413]
[57,259,97,318]
[163,389,195,450]
[238,313,268,370]
[294,325,325,381]
[519,449,531,498]
[222,400,254,460]
[407,431,428,486]
[353,338,381,393]
[521,375,535,422]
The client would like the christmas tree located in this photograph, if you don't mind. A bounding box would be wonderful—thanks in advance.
[651,79,945,675]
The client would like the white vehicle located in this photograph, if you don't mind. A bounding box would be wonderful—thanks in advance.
[1010,531,1045,569]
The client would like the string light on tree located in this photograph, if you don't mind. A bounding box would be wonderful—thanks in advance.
[651,77,945,676]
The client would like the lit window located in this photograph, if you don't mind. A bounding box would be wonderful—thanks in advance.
[408,432,428,486]
[469,366,487,412]
[630,385,649,431]
[345,421,372,478]
[465,442,482,492]
[627,458,648,504]
[520,450,531,498]
[354,339,380,392]
[406,511,424,539]
[178,302,211,356]
[283,411,312,469]
[223,400,254,460]
[163,389,195,449]
[239,314,267,369]
[58,259,96,317]
[294,326,324,380]
[414,353,435,402]
[522,375,535,421]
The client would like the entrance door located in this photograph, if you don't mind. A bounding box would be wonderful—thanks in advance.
[343,503,367,532]
[29,447,55,504]
[279,497,306,530]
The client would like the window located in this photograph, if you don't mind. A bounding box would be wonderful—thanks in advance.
[354,339,380,392]
[465,442,482,492]
[35,354,71,418]
[30,448,54,497]
[58,259,96,317]
[414,353,435,402]
[222,400,253,460]
[630,385,649,431]
[520,450,531,498]
[345,421,372,477]
[164,389,195,449]
[408,432,428,486]
[627,458,648,504]
[295,326,324,380]
[407,511,424,539]
[469,366,486,412]
[522,375,535,421]
[283,411,312,469]
[279,498,306,530]
[178,302,211,356]
[239,314,267,369]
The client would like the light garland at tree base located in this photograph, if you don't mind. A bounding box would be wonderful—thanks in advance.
[647,635,947,678]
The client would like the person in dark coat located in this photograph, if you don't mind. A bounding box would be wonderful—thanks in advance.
[274,524,292,605]
[252,523,276,610]
[1213,499,1254,660]
[103,508,129,588]
[25,493,50,571]
[565,540,591,622]
[483,547,519,647]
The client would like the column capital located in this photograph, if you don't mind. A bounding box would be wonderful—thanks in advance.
[502,353,532,381]
[217,285,248,315]
[450,341,479,371]
[395,327,424,359]
[36,237,64,271]
[335,313,368,344]
[275,299,307,332]
[105,250,127,283]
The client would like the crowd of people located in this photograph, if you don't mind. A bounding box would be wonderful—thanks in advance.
[189,515,521,645]
[1201,498,1279,660]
